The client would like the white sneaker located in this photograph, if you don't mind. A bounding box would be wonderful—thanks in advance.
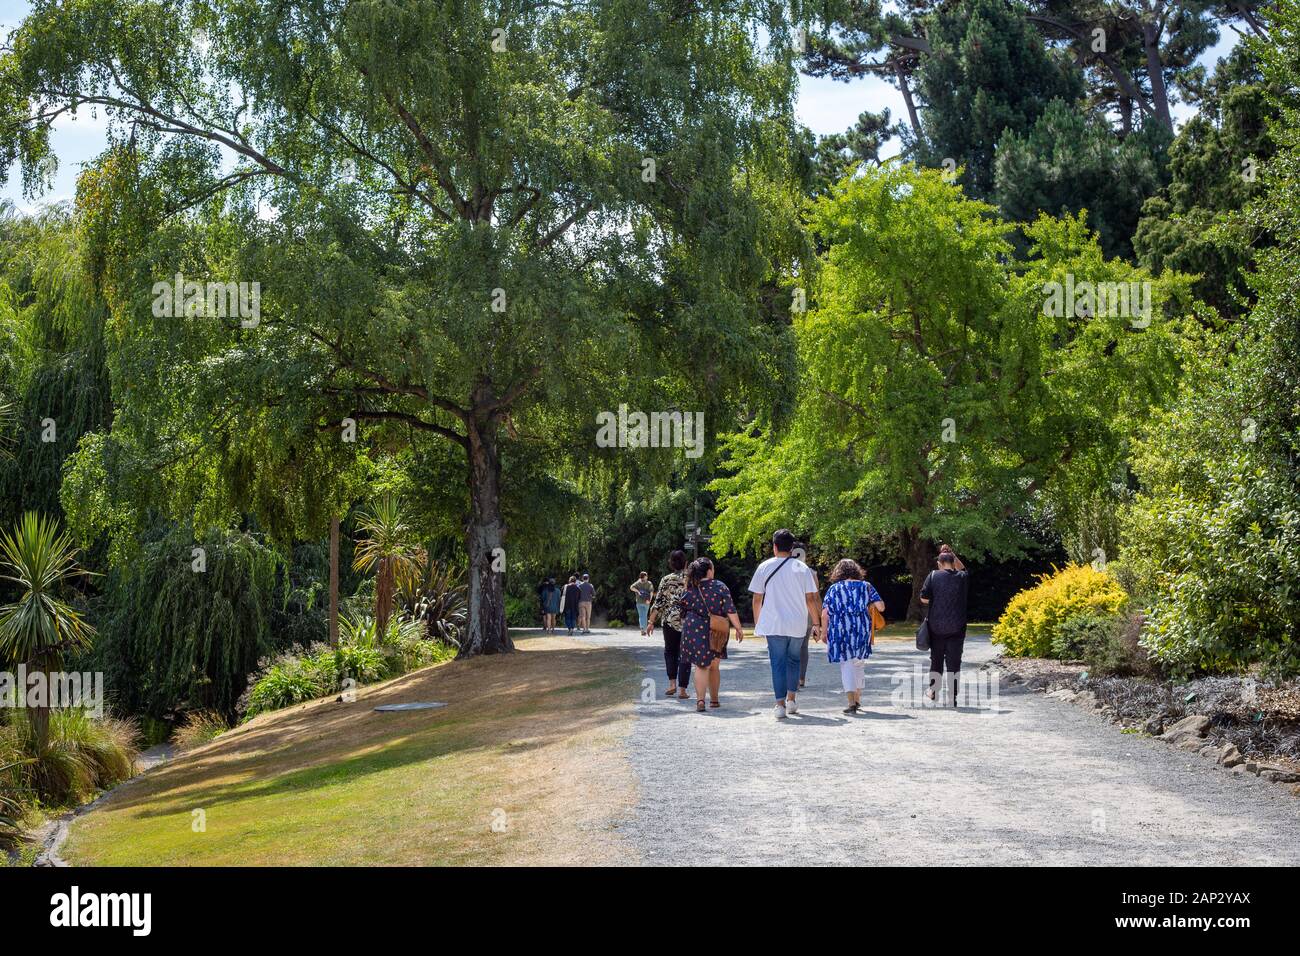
[774,702,787,720]
[786,699,798,716]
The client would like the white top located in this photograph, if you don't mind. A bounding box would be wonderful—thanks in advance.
[747,556,818,637]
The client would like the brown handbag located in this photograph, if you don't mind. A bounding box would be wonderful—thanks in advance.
[696,586,731,653]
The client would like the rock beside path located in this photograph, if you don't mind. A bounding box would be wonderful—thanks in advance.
[1161,714,1212,745]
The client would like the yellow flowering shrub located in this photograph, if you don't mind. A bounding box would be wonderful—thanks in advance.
[992,564,1129,658]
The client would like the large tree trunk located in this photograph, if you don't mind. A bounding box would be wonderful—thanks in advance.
[1141,20,1173,132]
[30,698,50,753]
[460,412,512,657]
[27,653,52,752]
[375,557,393,637]
[901,530,936,622]
[894,59,923,141]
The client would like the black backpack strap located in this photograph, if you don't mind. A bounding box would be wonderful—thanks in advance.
[763,556,794,591]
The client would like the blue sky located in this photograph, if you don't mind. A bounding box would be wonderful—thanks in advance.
[0,0,1239,213]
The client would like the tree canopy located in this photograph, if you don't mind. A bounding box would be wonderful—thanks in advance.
[710,162,1191,617]
[0,0,807,654]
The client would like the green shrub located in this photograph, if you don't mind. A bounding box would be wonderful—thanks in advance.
[173,711,228,752]
[1085,613,1156,677]
[0,726,29,851]
[240,614,457,720]
[0,759,27,851]
[334,644,387,684]
[993,564,1129,658]
[1049,613,1114,660]
[57,712,138,788]
[241,648,332,719]
[399,639,455,670]
[505,594,535,628]
[387,622,455,673]
[5,708,137,805]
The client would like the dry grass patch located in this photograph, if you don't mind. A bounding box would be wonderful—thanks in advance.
[62,635,640,866]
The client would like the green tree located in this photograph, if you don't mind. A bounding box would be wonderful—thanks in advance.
[711,163,1187,617]
[995,100,1171,259]
[910,0,1084,198]
[1120,0,1300,676]
[1025,1,1220,134]
[0,204,112,528]
[803,0,937,140]
[1133,45,1277,319]
[1,0,802,656]
[0,512,95,750]
[805,108,904,193]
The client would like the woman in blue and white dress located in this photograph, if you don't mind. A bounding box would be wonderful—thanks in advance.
[819,559,885,715]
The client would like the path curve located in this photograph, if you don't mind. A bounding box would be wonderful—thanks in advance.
[584,627,1300,866]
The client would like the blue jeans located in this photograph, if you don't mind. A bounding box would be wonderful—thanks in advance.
[564,606,578,631]
[766,635,804,701]
[636,603,650,630]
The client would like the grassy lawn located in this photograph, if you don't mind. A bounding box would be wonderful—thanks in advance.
[62,635,640,866]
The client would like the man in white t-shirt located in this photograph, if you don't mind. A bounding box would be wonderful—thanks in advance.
[748,529,822,720]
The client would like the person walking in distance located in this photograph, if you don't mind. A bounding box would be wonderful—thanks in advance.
[748,529,821,720]
[541,577,561,633]
[577,573,595,633]
[645,550,691,698]
[561,575,582,635]
[629,571,655,633]
[920,545,969,707]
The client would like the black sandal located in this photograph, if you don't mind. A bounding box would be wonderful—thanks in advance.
[696,699,707,712]
[709,699,720,708]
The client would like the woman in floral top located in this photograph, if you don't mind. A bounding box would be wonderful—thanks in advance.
[819,558,885,715]
[646,550,690,698]
[677,557,744,712]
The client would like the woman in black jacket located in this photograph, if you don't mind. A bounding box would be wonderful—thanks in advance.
[920,545,968,707]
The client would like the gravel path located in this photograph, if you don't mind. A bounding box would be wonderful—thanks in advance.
[583,627,1300,865]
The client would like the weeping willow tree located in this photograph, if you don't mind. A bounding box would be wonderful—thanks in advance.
[87,524,315,720]
[0,203,112,528]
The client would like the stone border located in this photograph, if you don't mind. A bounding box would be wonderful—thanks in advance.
[998,665,1300,791]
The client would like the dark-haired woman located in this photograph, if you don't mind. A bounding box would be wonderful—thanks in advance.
[646,550,691,698]
[561,575,582,635]
[677,557,744,712]
[819,559,884,714]
[541,578,561,632]
[921,545,968,706]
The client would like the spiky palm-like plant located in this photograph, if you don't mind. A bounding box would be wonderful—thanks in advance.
[352,495,425,637]
[0,512,96,751]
